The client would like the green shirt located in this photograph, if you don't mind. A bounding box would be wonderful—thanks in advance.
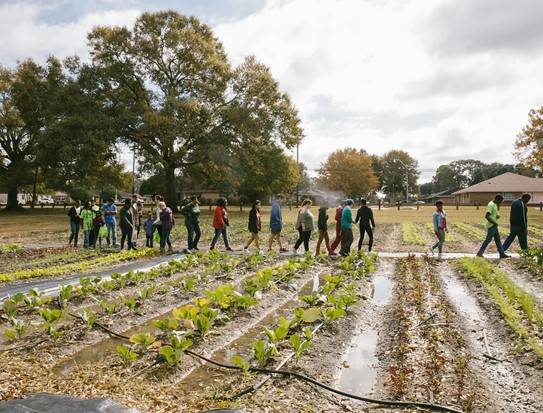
[485,201,499,228]
[81,209,95,231]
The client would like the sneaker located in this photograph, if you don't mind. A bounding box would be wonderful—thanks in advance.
[226,247,233,252]
[184,248,192,254]
[292,249,298,255]
[499,254,511,259]
[279,248,288,253]
[476,253,484,257]
[329,251,338,256]
[243,248,249,253]
[437,253,443,259]
[428,247,435,256]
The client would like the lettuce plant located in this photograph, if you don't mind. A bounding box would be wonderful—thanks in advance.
[129,333,156,353]
[231,355,250,375]
[116,345,138,365]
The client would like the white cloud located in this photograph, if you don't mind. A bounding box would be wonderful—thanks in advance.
[215,0,543,181]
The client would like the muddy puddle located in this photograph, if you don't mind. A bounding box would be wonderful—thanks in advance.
[337,260,393,395]
[443,272,482,325]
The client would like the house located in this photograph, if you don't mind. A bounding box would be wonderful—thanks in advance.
[423,188,460,205]
[453,173,543,205]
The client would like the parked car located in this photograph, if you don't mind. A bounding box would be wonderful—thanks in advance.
[414,200,425,205]
[39,195,55,205]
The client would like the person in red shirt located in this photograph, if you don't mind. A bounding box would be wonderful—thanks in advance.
[210,197,232,251]
[328,201,343,255]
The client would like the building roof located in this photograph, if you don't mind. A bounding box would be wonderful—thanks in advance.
[423,188,460,199]
[453,173,543,195]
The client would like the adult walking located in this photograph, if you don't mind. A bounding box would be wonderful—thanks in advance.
[329,202,344,254]
[293,199,314,253]
[102,198,117,247]
[355,199,375,252]
[476,194,509,258]
[503,193,531,252]
[268,194,288,253]
[80,201,95,249]
[67,200,81,247]
[315,204,333,256]
[181,195,201,253]
[131,194,140,247]
[244,200,262,253]
[340,199,355,256]
[89,198,100,247]
[153,195,164,244]
[120,199,135,251]
[158,201,174,254]
[430,200,448,257]
[210,198,232,251]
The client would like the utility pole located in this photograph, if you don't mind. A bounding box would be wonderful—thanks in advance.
[132,144,136,195]
[296,143,300,206]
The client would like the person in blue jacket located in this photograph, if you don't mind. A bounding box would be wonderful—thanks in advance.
[340,199,355,256]
[503,193,531,251]
[268,194,288,253]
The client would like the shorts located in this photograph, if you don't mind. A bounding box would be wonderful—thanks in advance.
[270,228,282,235]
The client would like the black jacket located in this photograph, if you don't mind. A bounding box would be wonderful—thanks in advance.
[510,198,527,229]
[248,208,261,233]
[317,207,328,231]
[355,206,375,227]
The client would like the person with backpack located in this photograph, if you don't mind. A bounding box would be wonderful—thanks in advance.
[329,201,344,254]
[102,198,117,247]
[503,193,531,252]
[68,200,81,247]
[181,195,201,253]
[355,199,376,252]
[476,194,509,258]
[210,198,232,251]
[293,199,314,254]
[315,203,333,256]
[268,194,288,253]
[430,200,448,257]
[158,201,174,254]
[80,201,95,249]
[244,200,262,253]
[340,199,355,256]
[120,198,135,251]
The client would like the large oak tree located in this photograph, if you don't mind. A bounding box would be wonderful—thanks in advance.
[88,11,302,208]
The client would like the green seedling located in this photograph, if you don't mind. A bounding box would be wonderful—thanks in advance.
[78,277,96,296]
[170,335,193,351]
[300,292,321,306]
[231,355,250,375]
[172,304,199,321]
[159,345,183,367]
[290,333,311,361]
[152,318,179,333]
[303,327,313,340]
[129,332,155,353]
[323,307,346,323]
[39,308,63,338]
[79,309,97,329]
[116,345,138,365]
[205,283,235,310]
[123,296,138,311]
[24,289,44,308]
[7,318,27,339]
[294,307,321,323]
[99,300,119,315]
[137,284,155,302]
[179,276,197,292]
[2,298,18,319]
[232,293,258,310]
[264,317,292,344]
[59,284,74,304]
[11,292,25,304]
[253,339,277,366]
[111,273,127,288]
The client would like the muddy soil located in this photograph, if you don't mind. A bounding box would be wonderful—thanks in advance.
[497,260,543,303]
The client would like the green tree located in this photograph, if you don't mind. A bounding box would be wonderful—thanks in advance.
[317,148,378,197]
[516,106,543,170]
[419,182,434,195]
[379,150,419,201]
[88,11,302,209]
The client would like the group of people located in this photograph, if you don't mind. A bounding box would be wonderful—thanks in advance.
[68,194,174,253]
[429,193,532,257]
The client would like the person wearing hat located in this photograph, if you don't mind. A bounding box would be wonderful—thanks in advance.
[181,195,201,253]
[503,193,531,252]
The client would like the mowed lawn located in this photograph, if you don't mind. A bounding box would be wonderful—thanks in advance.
[2,204,543,247]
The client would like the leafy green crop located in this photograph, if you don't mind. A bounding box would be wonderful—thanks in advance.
[129,333,156,353]
[152,318,179,332]
[290,333,311,361]
[116,345,138,365]
[79,309,97,329]
[253,339,277,366]
[2,298,18,319]
[99,300,119,315]
[231,355,250,374]
[323,307,346,323]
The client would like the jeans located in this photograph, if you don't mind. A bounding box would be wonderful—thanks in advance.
[477,225,505,256]
[106,221,117,245]
[294,228,311,252]
[210,227,230,249]
[146,234,153,248]
[502,225,528,251]
[432,228,446,253]
[120,227,133,250]
[330,222,342,252]
[83,230,92,248]
[358,224,374,252]
[160,227,172,250]
[340,227,354,256]
[187,222,201,250]
[70,221,80,246]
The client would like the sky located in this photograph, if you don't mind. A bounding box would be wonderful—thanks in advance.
[1,0,543,183]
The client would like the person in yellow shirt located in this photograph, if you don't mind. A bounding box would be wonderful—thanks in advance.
[476,194,509,258]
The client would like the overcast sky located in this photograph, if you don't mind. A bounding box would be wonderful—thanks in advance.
[2,0,542,182]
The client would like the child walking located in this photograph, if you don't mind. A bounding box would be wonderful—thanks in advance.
[315,204,333,256]
[430,200,448,257]
[144,211,155,248]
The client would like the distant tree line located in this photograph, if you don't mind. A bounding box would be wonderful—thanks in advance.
[0,11,303,210]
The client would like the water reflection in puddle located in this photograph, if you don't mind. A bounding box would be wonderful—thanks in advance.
[444,275,482,323]
[338,264,393,395]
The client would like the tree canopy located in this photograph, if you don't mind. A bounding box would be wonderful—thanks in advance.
[516,106,543,170]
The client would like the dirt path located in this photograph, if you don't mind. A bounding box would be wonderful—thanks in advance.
[496,260,543,304]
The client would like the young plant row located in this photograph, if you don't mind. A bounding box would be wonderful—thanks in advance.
[0,247,159,282]
[0,243,23,254]
[114,255,316,368]
[1,254,205,341]
[456,257,543,358]
[451,223,486,241]
[401,222,426,246]
[231,252,378,372]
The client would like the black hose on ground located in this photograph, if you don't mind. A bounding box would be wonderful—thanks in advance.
[185,350,464,413]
